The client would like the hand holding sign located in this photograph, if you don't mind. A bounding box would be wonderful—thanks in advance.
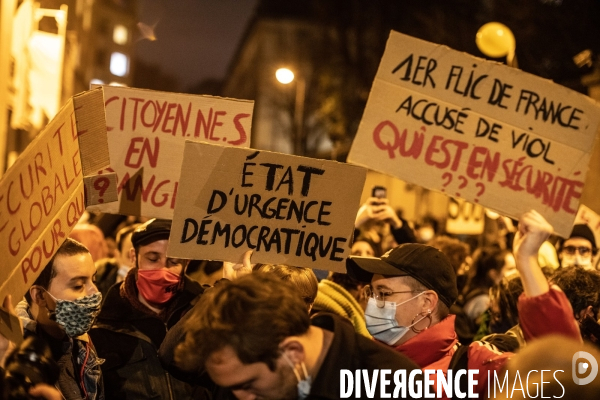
[348,31,600,237]
[514,209,553,297]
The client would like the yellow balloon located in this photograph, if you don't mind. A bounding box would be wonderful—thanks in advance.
[476,22,516,58]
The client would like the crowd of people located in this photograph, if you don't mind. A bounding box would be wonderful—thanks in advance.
[0,194,599,399]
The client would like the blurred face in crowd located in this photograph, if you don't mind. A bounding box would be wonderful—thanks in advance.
[501,253,517,278]
[117,232,134,269]
[351,241,375,257]
[131,239,185,275]
[370,274,435,345]
[205,346,298,400]
[560,238,594,269]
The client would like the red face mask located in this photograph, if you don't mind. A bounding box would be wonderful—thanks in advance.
[136,269,181,304]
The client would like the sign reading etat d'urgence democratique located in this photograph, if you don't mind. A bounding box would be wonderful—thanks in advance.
[168,142,367,272]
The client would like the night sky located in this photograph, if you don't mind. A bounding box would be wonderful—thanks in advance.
[135,0,259,91]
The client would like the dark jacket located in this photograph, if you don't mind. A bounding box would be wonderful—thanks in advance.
[23,328,104,400]
[159,311,421,400]
[89,273,207,400]
[308,313,422,399]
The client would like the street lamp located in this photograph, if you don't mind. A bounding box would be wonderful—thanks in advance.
[476,22,518,68]
[275,67,306,155]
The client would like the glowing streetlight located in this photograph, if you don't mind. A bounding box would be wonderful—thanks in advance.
[476,22,517,68]
[276,68,295,84]
[275,67,306,154]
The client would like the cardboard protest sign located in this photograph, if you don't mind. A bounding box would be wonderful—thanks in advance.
[575,204,600,248]
[580,132,600,216]
[0,88,112,306]
[348,31,600,237]
[168,142,367,272]
[445,198,485,235]
[87,86,254,220]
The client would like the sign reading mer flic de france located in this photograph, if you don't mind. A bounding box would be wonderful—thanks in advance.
[348,31,600,237]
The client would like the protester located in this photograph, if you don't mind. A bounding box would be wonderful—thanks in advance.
[550,267,600,347]
[354,196,416,254]
[252,263,319,312]
[346,210,581,399]
[557,223,598,269]
[89,219,207,399]
[94,223,139,297]
[427,235,471,293]
[69,224,109,263]
[351,235,379,257]
[173,273,422,399]
[312,272,370,337]
[460,246,510,323]
[17,238,104,400]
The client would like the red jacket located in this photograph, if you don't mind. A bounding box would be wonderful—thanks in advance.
[391,288,580,399]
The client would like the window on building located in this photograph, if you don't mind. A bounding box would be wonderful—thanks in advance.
[95,49,106,67]
[113,25,128,45]
[110,52,129,77]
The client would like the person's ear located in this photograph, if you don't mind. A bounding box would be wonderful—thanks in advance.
[279,338,306,364]
[421,290,439,314]
[129,247,136,266]
[30,286,47,307]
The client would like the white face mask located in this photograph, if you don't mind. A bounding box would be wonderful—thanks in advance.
[562,254,593,269]
[364,292,425,345]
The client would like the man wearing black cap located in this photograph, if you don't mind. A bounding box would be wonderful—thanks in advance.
[89,219,206,399]
[347,210,582,400]
[558,223,598,269]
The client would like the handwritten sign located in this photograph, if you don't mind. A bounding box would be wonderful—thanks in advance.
[87,86,254,220]
[575,204,600,248]
[445,198,485,235]
[0,88,112,305]
[347,31,600,237]
[580,134,600,216]
[168,142,367,271]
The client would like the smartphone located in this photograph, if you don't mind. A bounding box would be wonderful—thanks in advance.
[372,185,387,199]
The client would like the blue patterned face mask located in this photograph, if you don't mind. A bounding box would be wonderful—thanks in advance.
[46,291,102,337]
[365,293,425,345]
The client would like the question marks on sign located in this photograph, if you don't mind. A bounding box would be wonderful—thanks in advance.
[474,182,486,202]
[440,173,486,203]
[93,177,111,203]
[441,172,452,192]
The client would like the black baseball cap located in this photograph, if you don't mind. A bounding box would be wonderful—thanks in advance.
[346,243,458,307]
[131,219,172,248]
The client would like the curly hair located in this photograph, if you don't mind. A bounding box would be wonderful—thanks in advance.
[550,267,600,319]
[175,273,310,373]
[489,274,524,329]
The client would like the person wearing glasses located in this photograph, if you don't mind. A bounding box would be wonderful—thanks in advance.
[557,224,598,269]
[346,210,582,400]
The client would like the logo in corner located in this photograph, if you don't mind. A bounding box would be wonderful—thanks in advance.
[572,351,598,385]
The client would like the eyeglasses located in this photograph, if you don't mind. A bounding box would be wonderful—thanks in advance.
[563,246,592,256]
[364,285,418,308]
